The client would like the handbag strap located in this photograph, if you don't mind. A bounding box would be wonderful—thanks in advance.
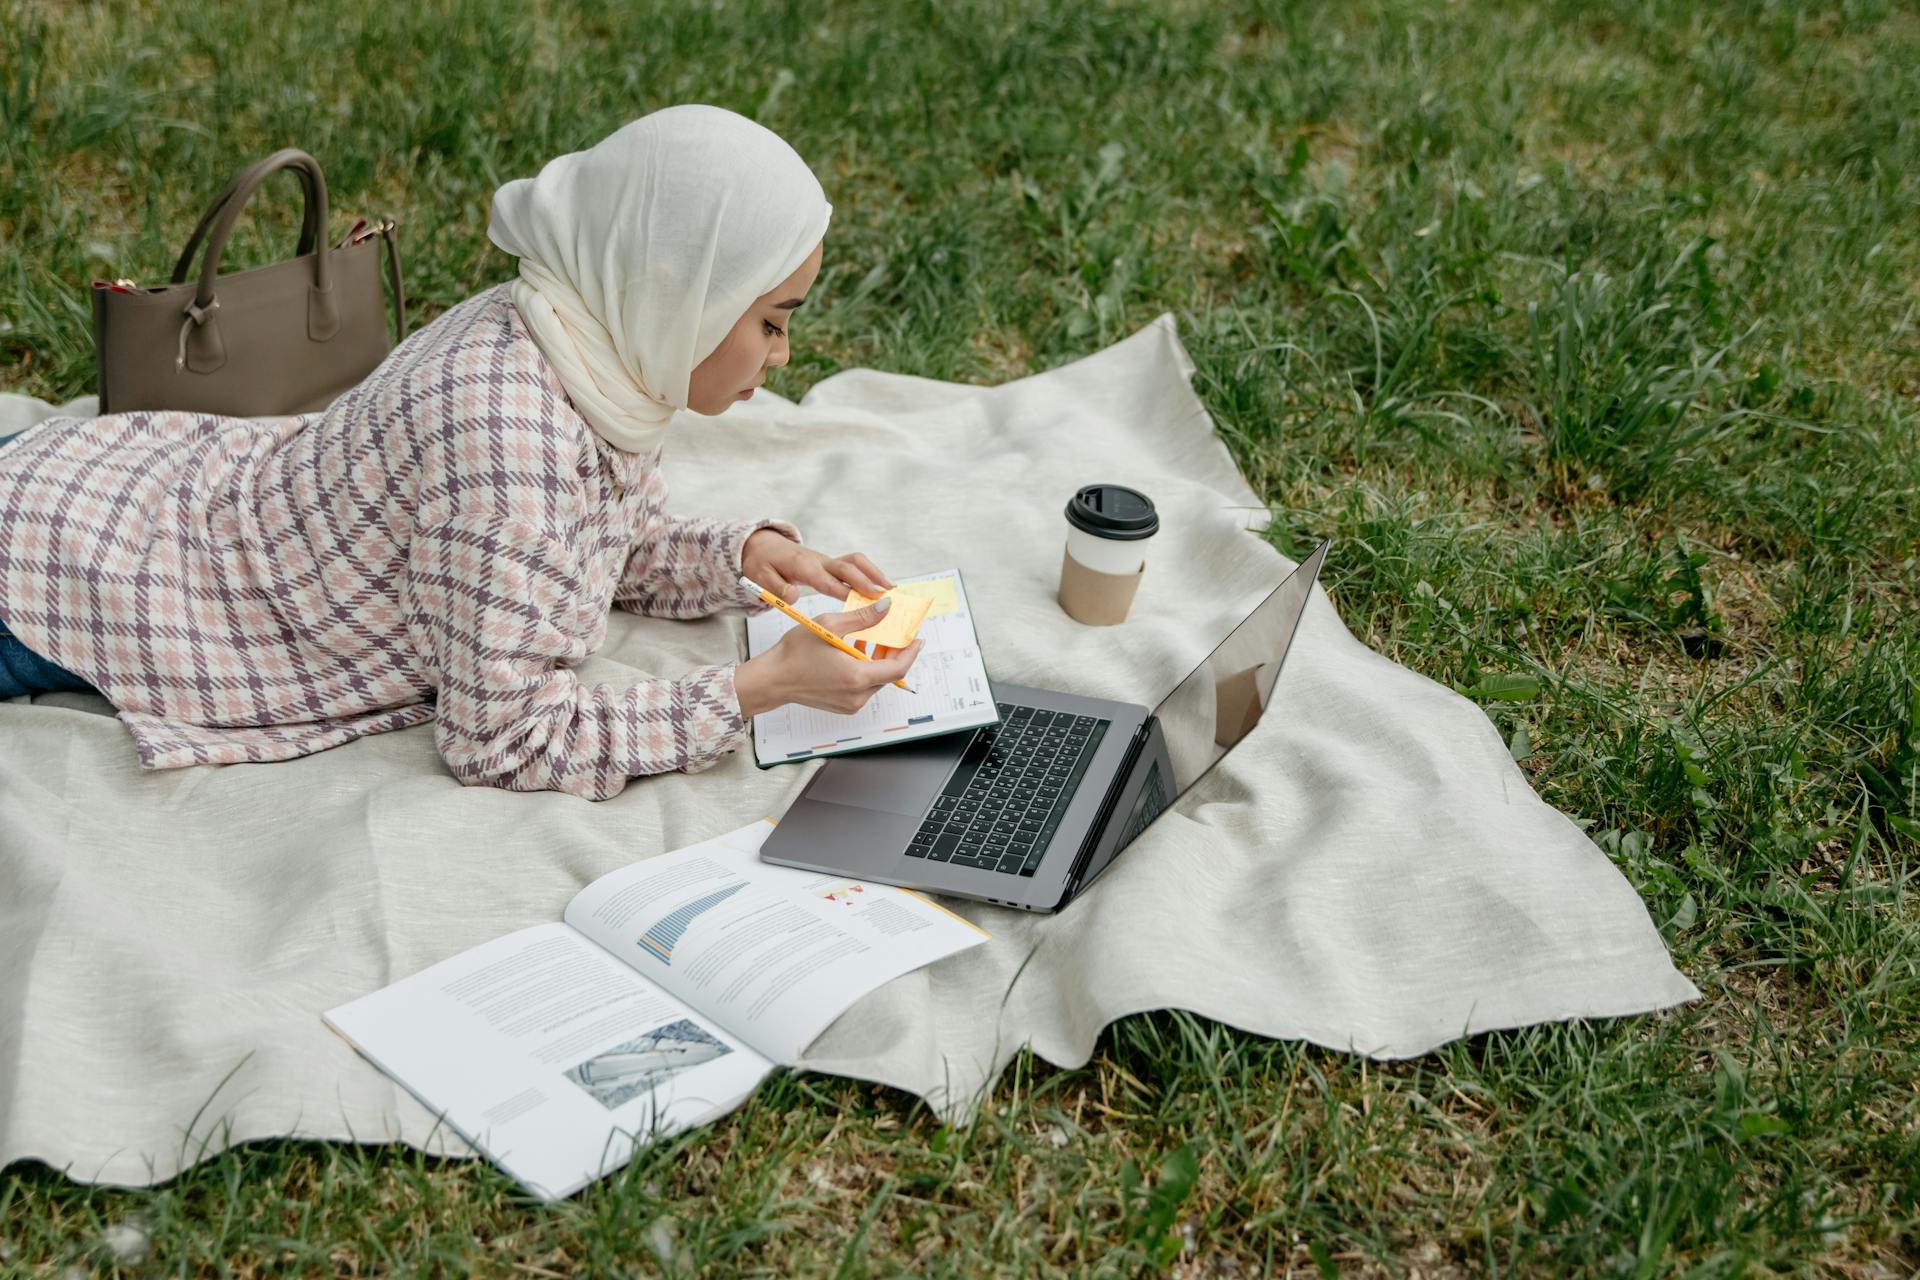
[379,218,408,345]
[170,149,332,312]
[336,217,408,347]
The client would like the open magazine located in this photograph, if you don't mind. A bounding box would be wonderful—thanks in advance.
[324,820,988,1200]
[744,568,998,766]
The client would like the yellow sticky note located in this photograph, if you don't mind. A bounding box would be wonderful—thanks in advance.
[843,587,933,651]
[887,576,958,617]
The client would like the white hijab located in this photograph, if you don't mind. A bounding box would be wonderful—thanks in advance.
[486,104,833,454]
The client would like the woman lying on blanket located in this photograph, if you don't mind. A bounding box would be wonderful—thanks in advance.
[0,104,923,799]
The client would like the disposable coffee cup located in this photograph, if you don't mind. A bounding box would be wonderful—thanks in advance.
[1057,483,1158,625]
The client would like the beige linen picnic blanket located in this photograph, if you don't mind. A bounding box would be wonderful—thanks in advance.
[0,314,1699,1186]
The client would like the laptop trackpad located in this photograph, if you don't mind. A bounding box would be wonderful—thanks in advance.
[802,735,966,816]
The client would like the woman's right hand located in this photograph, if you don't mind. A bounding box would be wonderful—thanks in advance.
[733,598,926,719]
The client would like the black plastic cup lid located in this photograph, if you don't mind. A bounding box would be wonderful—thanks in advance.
[1065,483,1158,540]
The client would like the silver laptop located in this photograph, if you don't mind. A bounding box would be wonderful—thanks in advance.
[760,541,1329,912]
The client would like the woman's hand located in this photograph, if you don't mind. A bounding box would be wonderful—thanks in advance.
[741,528,893,603]
[733,597,925,718]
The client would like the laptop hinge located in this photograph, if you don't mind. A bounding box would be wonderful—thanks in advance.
[1063,718,1151,898]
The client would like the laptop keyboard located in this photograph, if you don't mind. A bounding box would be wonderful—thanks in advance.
[906,702,1109,876]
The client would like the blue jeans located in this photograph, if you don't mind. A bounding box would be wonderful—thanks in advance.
[0,427,101,698]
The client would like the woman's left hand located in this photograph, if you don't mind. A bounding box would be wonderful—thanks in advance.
[742,529,894,602]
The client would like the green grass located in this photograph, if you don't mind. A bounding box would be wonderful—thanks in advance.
[4,0,1918,1273]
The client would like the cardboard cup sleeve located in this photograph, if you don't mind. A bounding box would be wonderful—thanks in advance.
[1058,545,1144,625]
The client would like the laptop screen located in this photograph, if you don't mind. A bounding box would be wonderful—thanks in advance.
[1120,540,1329,843]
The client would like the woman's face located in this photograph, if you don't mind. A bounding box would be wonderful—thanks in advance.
[687,239,825,415]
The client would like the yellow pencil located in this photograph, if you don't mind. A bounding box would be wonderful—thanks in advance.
[739,576,917,694]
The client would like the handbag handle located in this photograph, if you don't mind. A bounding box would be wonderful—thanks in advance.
[170,150,324,286]
[171,148,341,347]
[182,164,409,349]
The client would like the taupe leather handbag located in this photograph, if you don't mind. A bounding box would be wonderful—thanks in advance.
[90,148,406,416]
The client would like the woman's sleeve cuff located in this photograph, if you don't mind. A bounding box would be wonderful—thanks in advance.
[728,517,805,611]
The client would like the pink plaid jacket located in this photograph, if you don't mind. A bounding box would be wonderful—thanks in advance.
[0,283,797,799]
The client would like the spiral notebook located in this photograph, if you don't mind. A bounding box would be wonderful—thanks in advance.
[742,568,999,767]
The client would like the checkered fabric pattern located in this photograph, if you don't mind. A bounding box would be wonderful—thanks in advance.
[0,284,797,799]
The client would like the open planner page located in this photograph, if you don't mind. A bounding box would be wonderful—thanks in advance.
[563,820,989,1065]
[323,923,773,1202]
[743,569,998,766]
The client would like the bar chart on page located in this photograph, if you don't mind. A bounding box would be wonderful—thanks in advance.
[637,882,747,965]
